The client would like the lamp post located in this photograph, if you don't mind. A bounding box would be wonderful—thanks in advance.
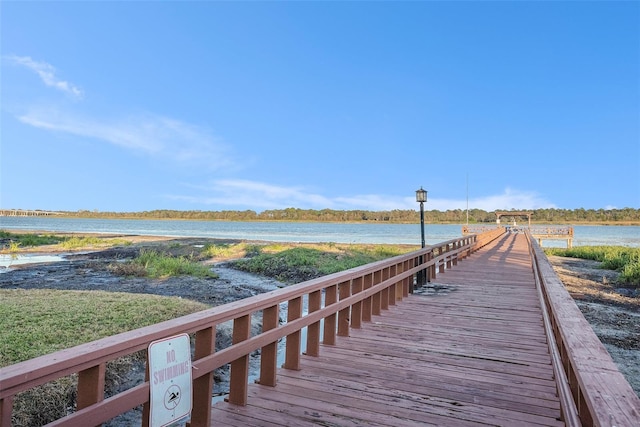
[416,187,427,248]
[416,187,428,286]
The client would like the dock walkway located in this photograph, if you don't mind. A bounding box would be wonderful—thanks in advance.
[210,234,564,426]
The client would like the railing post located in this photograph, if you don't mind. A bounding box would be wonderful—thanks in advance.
[388,265,397,306]
[380,268,390,311]
[142,357,151,425]
[452,242,459,266]
[228,315,251,406]
[428,250,436,281]
[402,260,411,297]
[362,274,373,322]
[259,305,279,386]
[284,297,302,370]
[306,291,322,357]
[77,363,106,427]
[372,271,382,315]
[395,263,404,302]
[351,276,363,329]
[414,255,423,289]
[323,285,338,345]
[337,280,351,337]
[1,396,13,427]
[191,326,215,426]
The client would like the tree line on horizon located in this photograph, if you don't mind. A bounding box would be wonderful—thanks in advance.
[68,207,640,223]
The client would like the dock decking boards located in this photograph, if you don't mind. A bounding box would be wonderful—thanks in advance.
[210,234,564,426]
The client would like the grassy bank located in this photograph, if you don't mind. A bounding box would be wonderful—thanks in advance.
[0,289,208,366]
[226,242,416,283]
[0,230,131,252]
[1,289,208,426]
[544,246,640,286]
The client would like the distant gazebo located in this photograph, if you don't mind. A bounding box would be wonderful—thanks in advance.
[494,211,532,227]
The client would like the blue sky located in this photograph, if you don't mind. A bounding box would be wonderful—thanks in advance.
[1,1,639,213]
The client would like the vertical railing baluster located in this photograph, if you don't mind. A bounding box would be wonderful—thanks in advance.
[191,326,215,426]
[372,271,382,315]
[395,263,404,302]
[380,267,390,311]
[0,396,12,427]
[402,260,411,297]
[323,285,338,345]
[283,297,302,370]
[453,242,459,266]
[306,291,322,356]
[388,265,398,306]
[337,280,351,337]
[77,363,105,427]
[259,305,279,386]
[412,256,419,290]
[351,276,363,329]
[142,355,151,426]
[429,249,436,281]
[228,315,251,406]
[409,257,416,293]
[362,274,373,322]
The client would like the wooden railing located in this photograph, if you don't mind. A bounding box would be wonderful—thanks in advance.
[0,231,504,427]
[530,226,574,237]
[461,224,500,235]
[464,224,574,248]
[526,230,640,426]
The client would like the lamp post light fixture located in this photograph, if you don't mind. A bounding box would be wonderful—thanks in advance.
[415,187,427,248]
[416,187,428,287]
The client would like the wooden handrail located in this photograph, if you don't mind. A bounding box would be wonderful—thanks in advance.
[526,231,581,426]
[527,231,640,426]
[1,232,499,427]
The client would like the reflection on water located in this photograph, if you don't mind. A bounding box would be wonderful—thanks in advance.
[0,254,65,271]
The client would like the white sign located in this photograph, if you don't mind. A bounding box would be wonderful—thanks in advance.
[148,334,192,427]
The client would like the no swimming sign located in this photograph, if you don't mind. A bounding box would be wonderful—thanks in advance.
[148,334,192,427]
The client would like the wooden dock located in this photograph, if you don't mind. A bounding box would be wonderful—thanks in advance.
[3,228,638,427]
[210,234,565,426]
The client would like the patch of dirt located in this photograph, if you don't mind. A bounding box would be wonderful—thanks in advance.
[548,256,640,397]
[1,236,280,305]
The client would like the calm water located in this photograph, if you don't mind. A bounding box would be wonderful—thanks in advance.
[1,216,639,247]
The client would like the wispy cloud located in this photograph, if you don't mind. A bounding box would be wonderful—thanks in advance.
[424,188,556,211]
[171,179,334,210]
[18,107,235,170]
[168,181,556,212]
[471,187,556,211]
[5,55,83,99]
